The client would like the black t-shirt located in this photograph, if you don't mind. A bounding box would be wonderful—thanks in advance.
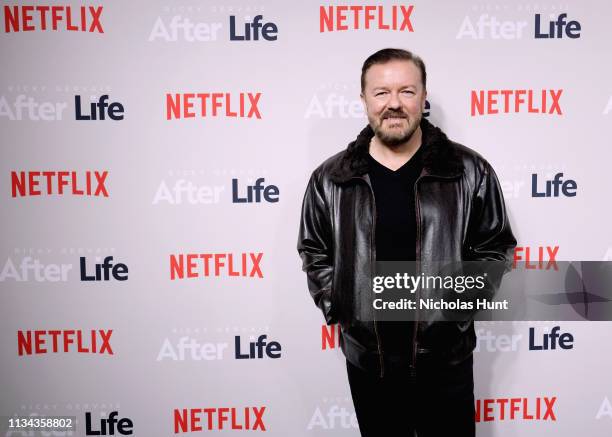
[367,148,423,262]
[367,145,424,355]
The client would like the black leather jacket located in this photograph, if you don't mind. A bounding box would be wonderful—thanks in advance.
[298,118,516,377]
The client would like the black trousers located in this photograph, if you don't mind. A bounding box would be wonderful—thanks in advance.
[346,354,475,437]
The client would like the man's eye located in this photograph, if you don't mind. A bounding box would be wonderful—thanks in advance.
[402,90,415,95]
[375,92,387,97]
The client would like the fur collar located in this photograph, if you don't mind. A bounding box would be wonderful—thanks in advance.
[329,118,464,184]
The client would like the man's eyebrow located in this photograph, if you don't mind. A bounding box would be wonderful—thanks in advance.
[371,85,417,91]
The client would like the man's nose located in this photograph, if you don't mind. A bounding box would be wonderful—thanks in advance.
[386,92,401,109]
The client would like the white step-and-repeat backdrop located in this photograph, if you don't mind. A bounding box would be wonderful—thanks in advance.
[2,0,611,436]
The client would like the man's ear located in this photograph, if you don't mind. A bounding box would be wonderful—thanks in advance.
[422,90,428,110]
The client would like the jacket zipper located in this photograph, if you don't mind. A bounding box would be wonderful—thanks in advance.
[412,172,462,373]
[355,175,385,378]
[412,177,422,376]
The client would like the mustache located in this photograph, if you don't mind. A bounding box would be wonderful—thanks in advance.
[381,111,408,119]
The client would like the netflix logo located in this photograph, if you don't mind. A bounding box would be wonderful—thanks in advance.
[17,329,113,356]
[3,5,103,33]
[10,170,109,198]
[322,324,341,350]
[475,396,557,422]
[169,252,264,280]
[319,5,414,32]
[471,89,562,116]
[513,246,559,270]
[173,407,266,433]
[165,92,261,120]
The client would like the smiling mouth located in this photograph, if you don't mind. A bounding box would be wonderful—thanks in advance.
[384,117,407,123]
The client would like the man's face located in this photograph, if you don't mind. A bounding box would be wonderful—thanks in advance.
[361,60,427,148]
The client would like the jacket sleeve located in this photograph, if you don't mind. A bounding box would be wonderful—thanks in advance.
[466,161,517,265]
[297,171,337,325]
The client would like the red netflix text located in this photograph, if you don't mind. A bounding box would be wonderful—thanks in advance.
[475,397,557,422]
[322,324,340,350]
[17,329,113,355]
[471,89,563,116]
[319,5,414,32]
[173,407,266,433]
[170,253,264,280]
[4,5,103,33]
[11,170,109,197]
[513,246,559,270]
[166,93,261,120]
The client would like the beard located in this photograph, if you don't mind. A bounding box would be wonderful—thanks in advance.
[371,110,421,148]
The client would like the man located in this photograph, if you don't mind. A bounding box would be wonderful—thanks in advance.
[297,48,516,436]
